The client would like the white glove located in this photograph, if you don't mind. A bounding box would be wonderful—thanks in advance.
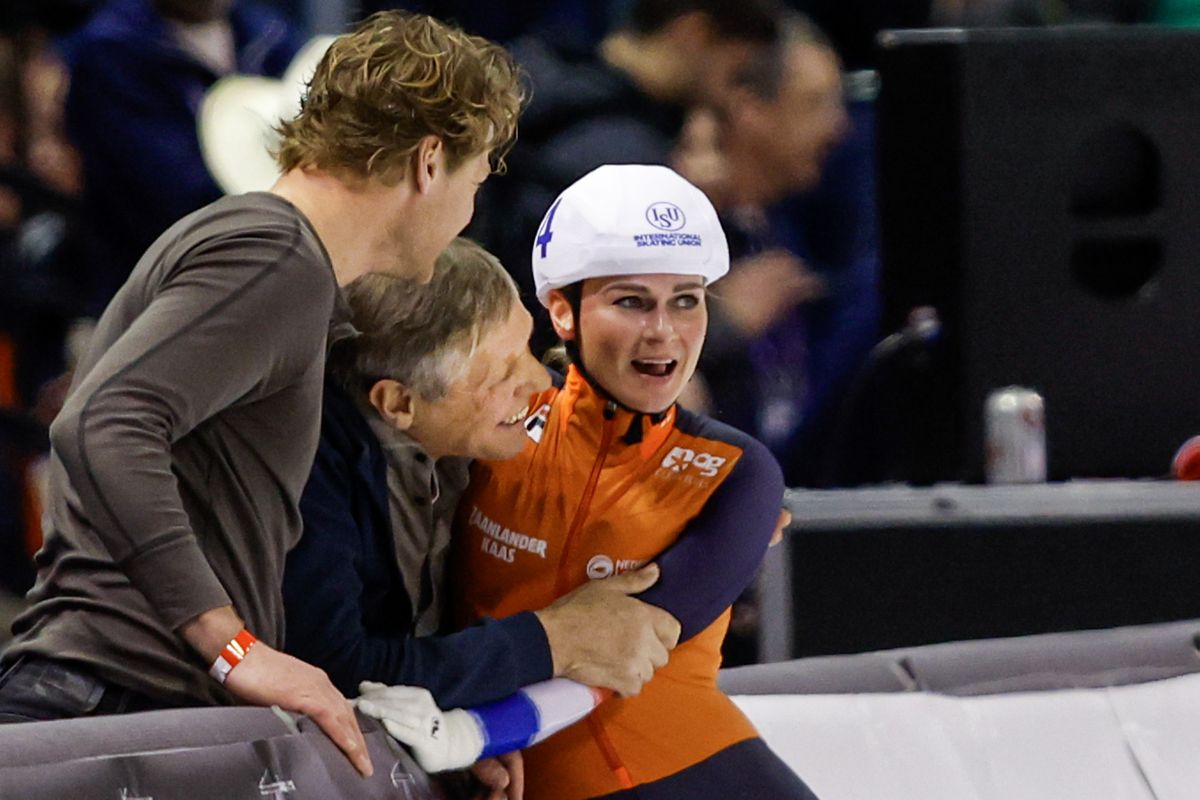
[354,681,484,773]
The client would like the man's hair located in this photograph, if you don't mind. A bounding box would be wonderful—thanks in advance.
[331,238,519,401]
[625,0,780,43]
[730,12,835,100]
[275,11,524,182]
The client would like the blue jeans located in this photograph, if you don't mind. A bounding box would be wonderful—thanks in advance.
[0,657,175,724]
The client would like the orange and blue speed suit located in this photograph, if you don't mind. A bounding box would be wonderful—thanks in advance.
[452,366,816,800]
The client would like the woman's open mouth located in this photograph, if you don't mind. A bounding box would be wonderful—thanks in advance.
[631,359,678,378]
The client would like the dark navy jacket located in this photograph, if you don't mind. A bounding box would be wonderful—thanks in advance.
[57,0,303,312]
[283,380,553,708]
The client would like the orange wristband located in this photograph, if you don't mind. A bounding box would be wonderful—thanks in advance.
[208,628,257,684]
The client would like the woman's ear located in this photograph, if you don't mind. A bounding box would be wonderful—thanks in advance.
[547,289,577,341]
[367,379,416,431]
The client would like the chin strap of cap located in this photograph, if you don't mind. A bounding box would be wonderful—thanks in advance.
[564,338,668,445]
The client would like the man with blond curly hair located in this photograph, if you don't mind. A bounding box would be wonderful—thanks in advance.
[0,10,517,780]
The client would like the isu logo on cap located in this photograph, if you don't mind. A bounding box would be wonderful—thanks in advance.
[646,202,686,231]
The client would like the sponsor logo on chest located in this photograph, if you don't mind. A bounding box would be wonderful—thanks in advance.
[655,445,728,485]
[585,554,648,580]
[469,505,548,564]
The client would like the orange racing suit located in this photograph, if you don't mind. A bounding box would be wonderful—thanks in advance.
[451,366,791,799]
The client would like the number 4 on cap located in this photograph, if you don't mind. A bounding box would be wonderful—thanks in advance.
[536,198,563,259]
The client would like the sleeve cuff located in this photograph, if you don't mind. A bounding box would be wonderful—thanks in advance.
[122,537,232,631]
[501,610,555,687]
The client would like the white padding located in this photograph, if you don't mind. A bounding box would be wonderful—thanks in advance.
[734,674,1200,799]
[734,694,979,800]
[1107,672,1200,800]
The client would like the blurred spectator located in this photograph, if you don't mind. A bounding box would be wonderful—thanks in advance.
[0,32,91,394]
[675,16,862,666]
[362,0,618,49]
[471,0,781,352]
[0,20,91,603]
[57,0,304,312]
[19,30,80,198]
[681,20,859,482]
[680,16,881,488]
[773,78,881,488]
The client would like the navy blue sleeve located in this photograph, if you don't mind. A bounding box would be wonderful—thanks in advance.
[285,437,554,709]
[634,425,785,643]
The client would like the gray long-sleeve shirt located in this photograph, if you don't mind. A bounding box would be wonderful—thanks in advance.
[5,192,346,705]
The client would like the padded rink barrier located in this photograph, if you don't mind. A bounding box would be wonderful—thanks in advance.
[0,706,448,799]
[723,621,1200,799]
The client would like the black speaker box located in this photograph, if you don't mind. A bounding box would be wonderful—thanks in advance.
[877,27,1200,481]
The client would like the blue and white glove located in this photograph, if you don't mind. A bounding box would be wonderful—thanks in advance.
[355,682,484,772]
[356,678,605,772]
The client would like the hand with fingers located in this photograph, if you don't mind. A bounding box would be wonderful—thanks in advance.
[355,682,484,773]
[717,250,827,339]
[224,643,374,777]
[181,607,373,777]
[534,563,681,697]
[469,752,524,800]
[771,508,792,547]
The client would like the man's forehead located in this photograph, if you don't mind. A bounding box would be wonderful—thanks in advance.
[462,304,529,370]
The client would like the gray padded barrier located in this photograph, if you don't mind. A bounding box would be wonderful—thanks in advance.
[721,619,1200,696]
[719,651,915,695]
[895,618,1200,695]
[0,706,447,799]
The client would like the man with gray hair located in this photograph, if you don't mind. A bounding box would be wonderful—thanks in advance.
[283,238,681,793]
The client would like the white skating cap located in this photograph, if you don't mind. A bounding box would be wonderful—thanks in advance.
[531,164,729,307]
